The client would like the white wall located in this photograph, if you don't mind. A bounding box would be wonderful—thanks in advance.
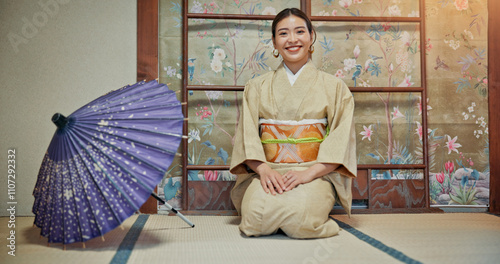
[0,0,137,216]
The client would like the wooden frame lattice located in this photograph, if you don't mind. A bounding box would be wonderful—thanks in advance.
[138,0,499,214]
[179,0,430,212]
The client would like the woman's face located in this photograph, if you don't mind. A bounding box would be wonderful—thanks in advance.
[272,15,313,72]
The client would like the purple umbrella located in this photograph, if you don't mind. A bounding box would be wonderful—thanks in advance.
[32,80,193,245]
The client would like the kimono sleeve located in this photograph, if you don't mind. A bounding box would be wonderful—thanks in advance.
[316,78,357,178]
[229,80,267,175]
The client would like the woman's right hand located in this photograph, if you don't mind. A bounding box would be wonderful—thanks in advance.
[259,166,286,195]
[246,160,285,195]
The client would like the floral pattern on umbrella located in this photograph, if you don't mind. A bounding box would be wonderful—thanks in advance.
[32,80,184,244]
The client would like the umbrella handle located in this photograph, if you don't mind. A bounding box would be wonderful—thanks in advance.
[150,193,195,228]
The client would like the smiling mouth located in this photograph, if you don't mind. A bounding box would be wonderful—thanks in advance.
[286,46,302,52]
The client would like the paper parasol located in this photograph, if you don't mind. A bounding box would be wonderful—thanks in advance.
[32,80,192,245]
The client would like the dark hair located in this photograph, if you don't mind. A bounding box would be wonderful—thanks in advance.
[271,8,316,44]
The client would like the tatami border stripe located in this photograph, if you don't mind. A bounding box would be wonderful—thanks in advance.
[332,217,423,264]
[110,214,149,264]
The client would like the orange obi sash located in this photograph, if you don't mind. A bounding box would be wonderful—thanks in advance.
[259,119,328,163]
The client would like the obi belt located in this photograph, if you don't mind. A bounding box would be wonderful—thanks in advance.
[259,118,328,163]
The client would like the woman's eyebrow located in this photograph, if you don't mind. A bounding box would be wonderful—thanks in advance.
[277,26,306,31]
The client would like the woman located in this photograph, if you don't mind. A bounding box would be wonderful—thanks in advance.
[229,8,357,239]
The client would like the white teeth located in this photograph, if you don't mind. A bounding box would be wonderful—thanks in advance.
[287,47,300,52]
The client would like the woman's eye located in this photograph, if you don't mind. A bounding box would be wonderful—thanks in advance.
[279,32,287,36]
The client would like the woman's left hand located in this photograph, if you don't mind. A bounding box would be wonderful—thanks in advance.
[282,163,339,192]
[282,170,314,192]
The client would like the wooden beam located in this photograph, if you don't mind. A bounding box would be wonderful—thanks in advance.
[137,0,158,214]
[182,0,189,210]
[137,0,158,82]
[488,1,500,215]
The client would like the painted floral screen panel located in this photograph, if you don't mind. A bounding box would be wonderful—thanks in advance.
[425,0,489,206]
[187,18,280,86]
[311,21,422,88]
[310,0,420,17]
[185,91,425,172]
[354,92,424,168]
[188,0,299,15]
[159,0,490,207]
[186,90,240,181]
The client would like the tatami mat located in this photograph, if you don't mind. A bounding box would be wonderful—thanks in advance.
[1,213,499,264]
[0,215,138,264]
[331,213,500,264]
[127,215,398,264]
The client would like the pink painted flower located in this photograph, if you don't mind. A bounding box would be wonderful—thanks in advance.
[446,135,462,154]
[425,38,433,52]
[436,172,445,184]
[454,0,468,11]
[204,170,218,181]
[360,125,373,141]
[397,74,414,87]
[445,161,454,174]
[335,69,345,78]
[353,45,360,59]
[415,121,423,141]
[392,106,405,120]
[382,23,392,31]
[417,96,432,115]
[339,0,353,8]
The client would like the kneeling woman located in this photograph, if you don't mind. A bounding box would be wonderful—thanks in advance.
[229,8,357,239]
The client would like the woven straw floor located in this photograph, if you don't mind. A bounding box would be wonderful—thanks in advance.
[1,213,499,264]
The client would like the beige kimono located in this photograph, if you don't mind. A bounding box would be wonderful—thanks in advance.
[229,61,357,238]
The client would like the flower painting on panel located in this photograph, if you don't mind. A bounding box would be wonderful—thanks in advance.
[158,0,489,207]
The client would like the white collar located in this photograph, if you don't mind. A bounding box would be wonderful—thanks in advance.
[283,62,307,86]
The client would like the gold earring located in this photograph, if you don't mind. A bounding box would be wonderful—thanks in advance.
[309,45,315,54]
[272,49,279,58]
